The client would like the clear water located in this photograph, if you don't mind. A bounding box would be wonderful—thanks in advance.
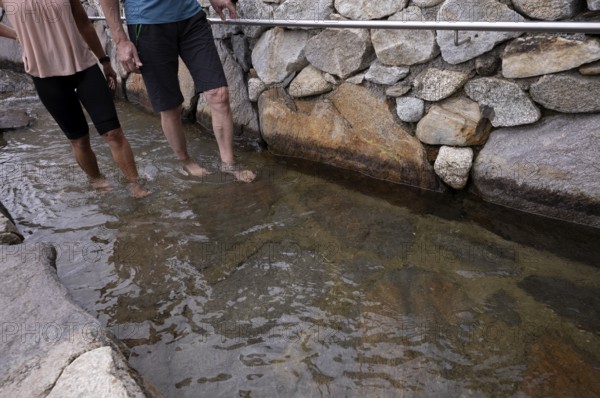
[2,98,599,397]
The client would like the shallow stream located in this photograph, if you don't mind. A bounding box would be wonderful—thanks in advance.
[2,98,599,397]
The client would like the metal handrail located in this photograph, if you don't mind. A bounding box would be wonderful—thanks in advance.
[206,18,600,33]
[88,16,600,34]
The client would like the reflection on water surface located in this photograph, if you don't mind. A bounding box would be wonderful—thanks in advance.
[2,99,599,397]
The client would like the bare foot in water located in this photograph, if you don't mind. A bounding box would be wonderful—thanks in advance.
[221,162,256,183]
[181,159,212,178]
[90,177,112,191]
[128,182,151,199]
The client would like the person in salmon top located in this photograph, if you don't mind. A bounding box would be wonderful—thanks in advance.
[0,0,150,198]
[98,0,256,182]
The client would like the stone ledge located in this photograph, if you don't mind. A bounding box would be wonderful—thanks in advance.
[0,243,162,398]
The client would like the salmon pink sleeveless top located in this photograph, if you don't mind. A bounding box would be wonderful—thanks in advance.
[5,0,97,77]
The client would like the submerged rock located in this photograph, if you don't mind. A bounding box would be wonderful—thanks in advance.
[472,114,600,228]
[519,335,600,398]
[484,290,521,326]
[518,276,600,333]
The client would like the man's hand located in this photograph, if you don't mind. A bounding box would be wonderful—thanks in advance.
[209,0,239,21]
[117,40,143,73]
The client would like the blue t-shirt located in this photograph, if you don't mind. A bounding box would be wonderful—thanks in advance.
[124,0,203,24]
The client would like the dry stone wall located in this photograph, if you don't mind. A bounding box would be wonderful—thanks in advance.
[228,0,599,226]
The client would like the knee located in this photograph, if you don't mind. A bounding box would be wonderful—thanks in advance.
[102,128,125,145]
[161,106,182,121]
[69,134,91,149]
[205,87,230,106]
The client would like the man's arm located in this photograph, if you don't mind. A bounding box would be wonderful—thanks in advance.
[98,0,142,73]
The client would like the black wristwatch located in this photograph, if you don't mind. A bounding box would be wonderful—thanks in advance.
[98,55,111,65]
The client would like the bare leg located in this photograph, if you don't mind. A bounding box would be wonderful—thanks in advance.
[205,86,256,183]
[160,106,211,177]
[102,128,151,198]
[69,134,110,189]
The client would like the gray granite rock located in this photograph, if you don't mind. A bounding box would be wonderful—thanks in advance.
[386,83,412,97]
[512,0,583,20]
[365,61,409,85]
[251,27,309,84]
[371,7,439,66]
[434,146,474,190]
[396,96,425,122]
[334,0,407,20]
[437,0,525,64]
[590,0,600,10]
[465,78,541,127]
[346,73,366,85]
[412,68,470,101]
[412,0,444,7]
[472,114,600,228]
[529,72,600,113]
[305,28,375,78]
[273,0,334,23]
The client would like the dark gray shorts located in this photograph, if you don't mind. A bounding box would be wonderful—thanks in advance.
[128,11,228,113]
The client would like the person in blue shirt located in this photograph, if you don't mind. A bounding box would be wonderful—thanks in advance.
[99,0,255,182]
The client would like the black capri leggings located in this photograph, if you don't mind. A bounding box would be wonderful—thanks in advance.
[31,65,121,140]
